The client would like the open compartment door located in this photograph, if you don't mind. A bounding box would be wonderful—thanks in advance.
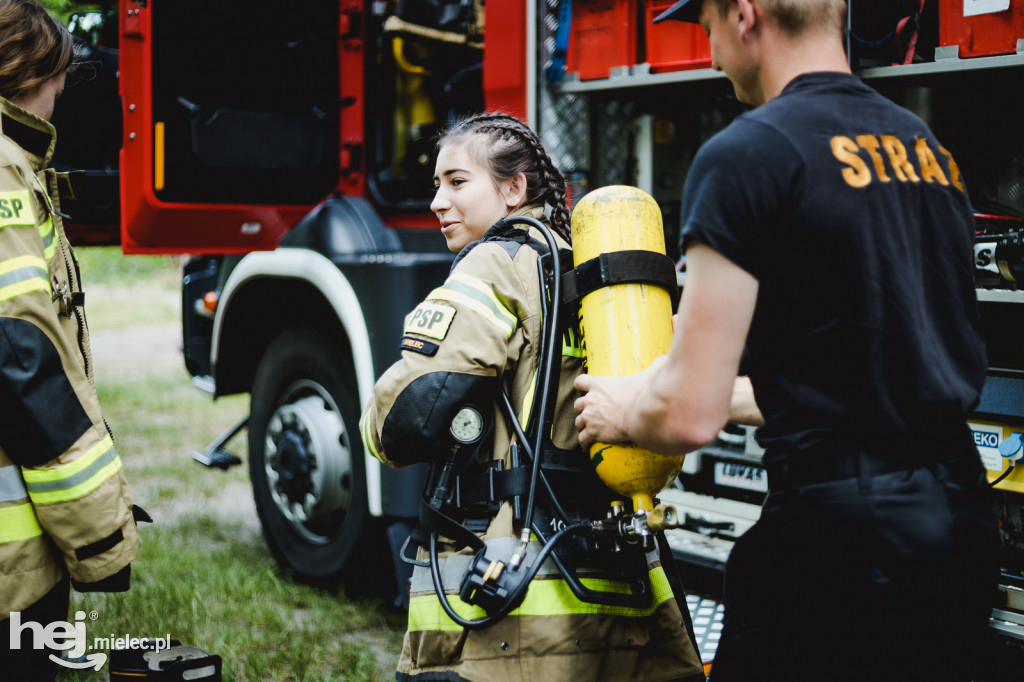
[118,0,341,253]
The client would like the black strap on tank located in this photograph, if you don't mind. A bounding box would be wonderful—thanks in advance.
[562,250,679,308]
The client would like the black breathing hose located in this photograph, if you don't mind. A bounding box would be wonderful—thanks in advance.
[429,521,588,630]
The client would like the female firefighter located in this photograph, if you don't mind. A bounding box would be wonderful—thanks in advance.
[360,113,704,682]
[0,1,142,678]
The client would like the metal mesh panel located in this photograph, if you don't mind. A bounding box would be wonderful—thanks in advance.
[537,0,590,205]
[593,99,635,188]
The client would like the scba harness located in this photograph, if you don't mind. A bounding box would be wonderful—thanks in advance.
[402,216,681,629]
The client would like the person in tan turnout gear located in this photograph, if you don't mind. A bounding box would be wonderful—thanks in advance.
[361,112,704,682]
[0,2,142,678]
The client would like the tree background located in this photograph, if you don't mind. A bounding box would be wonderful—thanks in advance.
[38,0,102,23]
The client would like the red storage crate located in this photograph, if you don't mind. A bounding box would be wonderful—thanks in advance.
[645,2,712,72]
[940,0,1024,58]
[566,0,638,81]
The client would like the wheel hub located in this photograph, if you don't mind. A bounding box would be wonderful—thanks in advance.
[274,429,314,505]
[264,388,353,544]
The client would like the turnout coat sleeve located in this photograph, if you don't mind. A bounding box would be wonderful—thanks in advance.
[0,99,139,613]
[360,238,537,468]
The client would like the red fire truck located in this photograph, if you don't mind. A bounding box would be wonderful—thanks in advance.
[50,0,1024,672]
[56,0,521,597]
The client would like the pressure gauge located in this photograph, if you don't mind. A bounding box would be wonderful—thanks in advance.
[450,406,485,444]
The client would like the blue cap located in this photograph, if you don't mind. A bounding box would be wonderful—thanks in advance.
[653,0,703,24]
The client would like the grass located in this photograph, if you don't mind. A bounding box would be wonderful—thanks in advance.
[74,246,181,286]
[74,247,180,329]
[54,247,405,681]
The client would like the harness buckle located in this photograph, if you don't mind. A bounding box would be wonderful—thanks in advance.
[459,548,528,614]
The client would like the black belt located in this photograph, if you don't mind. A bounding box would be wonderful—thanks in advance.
[769,426,977,489]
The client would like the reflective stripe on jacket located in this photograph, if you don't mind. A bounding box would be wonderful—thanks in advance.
[361,205,703,681]
[0,97,140,615]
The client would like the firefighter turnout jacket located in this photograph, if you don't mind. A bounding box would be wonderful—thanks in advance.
[361,205,703,682]
[0,97,140,616]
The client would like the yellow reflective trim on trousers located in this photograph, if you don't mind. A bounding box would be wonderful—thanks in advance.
[0,255,50,302]
[38,216,56,261]
[408,565,674,632]
[0,502,43,543]
[22,435,120,504]
[360,412,384,464]
[429,273,517,339]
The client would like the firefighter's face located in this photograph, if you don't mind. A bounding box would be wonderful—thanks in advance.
[700,0,762,105]
[12,71,66,122]
[432,143,521,253]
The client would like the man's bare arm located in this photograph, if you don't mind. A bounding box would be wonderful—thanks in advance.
[575,243,758,454]
[730,376,764,426]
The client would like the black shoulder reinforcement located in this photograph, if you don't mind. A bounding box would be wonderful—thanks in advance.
[0,318,93,466]
[381,371,497,465]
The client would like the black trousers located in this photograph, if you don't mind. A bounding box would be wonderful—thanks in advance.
[709,455,999,682]
[1,576,70,682]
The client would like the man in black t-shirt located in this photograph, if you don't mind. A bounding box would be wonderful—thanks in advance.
[574,0,999,679]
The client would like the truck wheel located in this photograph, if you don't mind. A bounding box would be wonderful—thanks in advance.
[249,329,377,588]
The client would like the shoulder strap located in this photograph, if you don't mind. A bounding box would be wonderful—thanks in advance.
[450,218,553,272]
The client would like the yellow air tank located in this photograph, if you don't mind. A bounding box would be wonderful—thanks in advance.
[571,185,683,514]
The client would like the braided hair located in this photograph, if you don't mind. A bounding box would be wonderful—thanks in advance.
[435,112,573,244]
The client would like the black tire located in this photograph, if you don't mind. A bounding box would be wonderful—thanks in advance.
[249,328,381,589]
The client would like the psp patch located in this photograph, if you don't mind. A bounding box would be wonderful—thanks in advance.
[0,190,32,229]
[400,336,440,357]
[404,302,456,340]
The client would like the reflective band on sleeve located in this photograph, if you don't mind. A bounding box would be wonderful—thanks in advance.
[360,412,384,463]
[408,564,675,632]
[0,464,28,503]
[38,216,56,261]
[0,255,50,303]
[429,272,517,339]
[22,435,121,504]
[0,190,32,229]
[0,502,43,543]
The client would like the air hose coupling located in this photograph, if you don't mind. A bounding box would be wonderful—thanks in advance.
[646,503,682,532]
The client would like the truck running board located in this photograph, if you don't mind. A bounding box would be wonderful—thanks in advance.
[193,415,249,470]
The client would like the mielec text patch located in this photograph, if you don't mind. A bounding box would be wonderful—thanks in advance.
[404,302,456,340]
[400,336,440,356]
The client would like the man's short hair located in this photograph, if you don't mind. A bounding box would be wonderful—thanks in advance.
[705,0,846,38]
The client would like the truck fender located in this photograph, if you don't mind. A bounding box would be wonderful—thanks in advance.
[213,248,385,516]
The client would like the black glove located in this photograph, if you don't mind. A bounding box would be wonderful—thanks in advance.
[73,563,131,593]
